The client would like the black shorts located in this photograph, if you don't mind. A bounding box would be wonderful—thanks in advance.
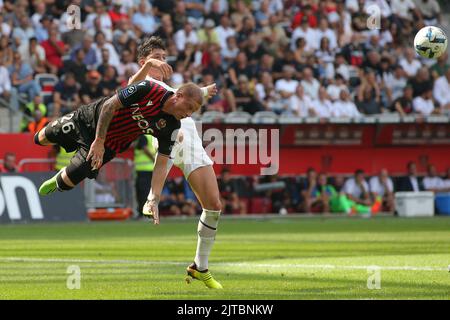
[44,108,115,181]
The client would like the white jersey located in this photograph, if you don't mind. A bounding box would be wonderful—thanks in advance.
[145,76,213,178]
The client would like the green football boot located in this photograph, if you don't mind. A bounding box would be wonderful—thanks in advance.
[38,168,63,196]
[185,263,223,289]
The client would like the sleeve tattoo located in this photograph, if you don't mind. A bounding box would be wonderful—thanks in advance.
[95,95,122,140]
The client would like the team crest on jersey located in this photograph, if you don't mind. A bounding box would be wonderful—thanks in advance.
[122,85,136,98]
[156,119,166,130]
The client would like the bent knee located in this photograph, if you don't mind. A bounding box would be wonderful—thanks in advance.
[204,197,222,212]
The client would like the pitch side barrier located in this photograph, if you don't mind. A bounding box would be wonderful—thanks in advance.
[0,159,135,223]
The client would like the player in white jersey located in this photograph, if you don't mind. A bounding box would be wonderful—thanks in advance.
[128,37,222,289]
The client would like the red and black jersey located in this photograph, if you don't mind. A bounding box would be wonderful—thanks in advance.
[101,80,180,155]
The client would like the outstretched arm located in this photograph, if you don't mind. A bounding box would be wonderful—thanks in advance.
[129,60,217,102]
[87,95,122,170]
[143,153,170,225]
[128,58,173,85]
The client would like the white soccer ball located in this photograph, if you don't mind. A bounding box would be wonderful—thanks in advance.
[414,26,448,59]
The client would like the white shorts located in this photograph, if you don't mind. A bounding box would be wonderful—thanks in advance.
[154,117,213,179]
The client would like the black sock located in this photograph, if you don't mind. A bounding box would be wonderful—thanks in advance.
[56,171,73,191]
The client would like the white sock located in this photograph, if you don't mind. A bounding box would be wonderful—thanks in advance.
[194,209,220,271]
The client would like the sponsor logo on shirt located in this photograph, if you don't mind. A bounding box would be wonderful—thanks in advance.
[156,119,166,130]
[131,104,153,134]
[122,85,136,98]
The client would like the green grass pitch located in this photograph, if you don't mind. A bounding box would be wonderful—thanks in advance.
[0,216,449,299]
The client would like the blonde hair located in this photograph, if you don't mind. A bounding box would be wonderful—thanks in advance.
[178,82,203,107]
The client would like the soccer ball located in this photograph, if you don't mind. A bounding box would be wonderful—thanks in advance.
[414,26,448,59]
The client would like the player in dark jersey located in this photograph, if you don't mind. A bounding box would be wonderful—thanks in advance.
[34,73,204,212]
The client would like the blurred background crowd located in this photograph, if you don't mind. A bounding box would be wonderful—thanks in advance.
[0,0,449,131]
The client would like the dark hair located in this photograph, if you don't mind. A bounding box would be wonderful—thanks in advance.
[306,167,316,174]
[407,161,415,169]
[137,36,166,61]
[4,152,15,159]
[355,169,364,176]
[221,167,230,174]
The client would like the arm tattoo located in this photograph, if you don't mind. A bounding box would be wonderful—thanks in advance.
[95,95,121,140]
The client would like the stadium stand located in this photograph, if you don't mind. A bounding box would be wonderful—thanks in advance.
[0,0,449,216]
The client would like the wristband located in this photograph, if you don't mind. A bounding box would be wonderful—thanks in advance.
[201,87,208,98]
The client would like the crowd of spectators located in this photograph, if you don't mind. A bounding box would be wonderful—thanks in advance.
[0,0,449,134]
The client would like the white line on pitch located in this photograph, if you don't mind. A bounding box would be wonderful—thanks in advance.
[0,257,447,272]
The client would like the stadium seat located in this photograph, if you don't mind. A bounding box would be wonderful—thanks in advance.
[304,117,320,123]
[278,114,302,124]
[35,73,58,106]
[329,117,352,123]
[223,111,252,124]
[201,110,225,123]
[251,111,278,124]
[401,115,417,123]
[360,116,376,123]
[426,115,449,123]
[376,113,401,123]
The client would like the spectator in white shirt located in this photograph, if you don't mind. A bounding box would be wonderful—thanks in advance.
[0,51,18,112]
[205,0,229,14]
[92,31,120,69]
[315,37,336,80]
[312,87,333,118]
[369,168,395,212]
[391,0,417,21]
[399,48,422,77]
[343,169,373,206]
[332,90,362,118]
[0,11,11,37]
[301,67,320,100]
[255,71,277,109]
[291,16,318,52]
[117,49,139,78]
[85,1,113,38]
[215,15,235,50]
[316,18,337,50]
[268,0,283,14]
[288,85,315,117]
[12,15,35,45]
[412,89,437,115]
[132,0,158,35]
[174,22,199,52]
[275,65,299,99]
[364,0,392,18]
[423,164,449,192]
[385,64,408,101]
[334,53,351,81]
[327,74,348,102]
[413,0,441,25]
[0,56,11,96]
[221,36,239,69]
[433,67,450,111]
[18,37,46,74]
